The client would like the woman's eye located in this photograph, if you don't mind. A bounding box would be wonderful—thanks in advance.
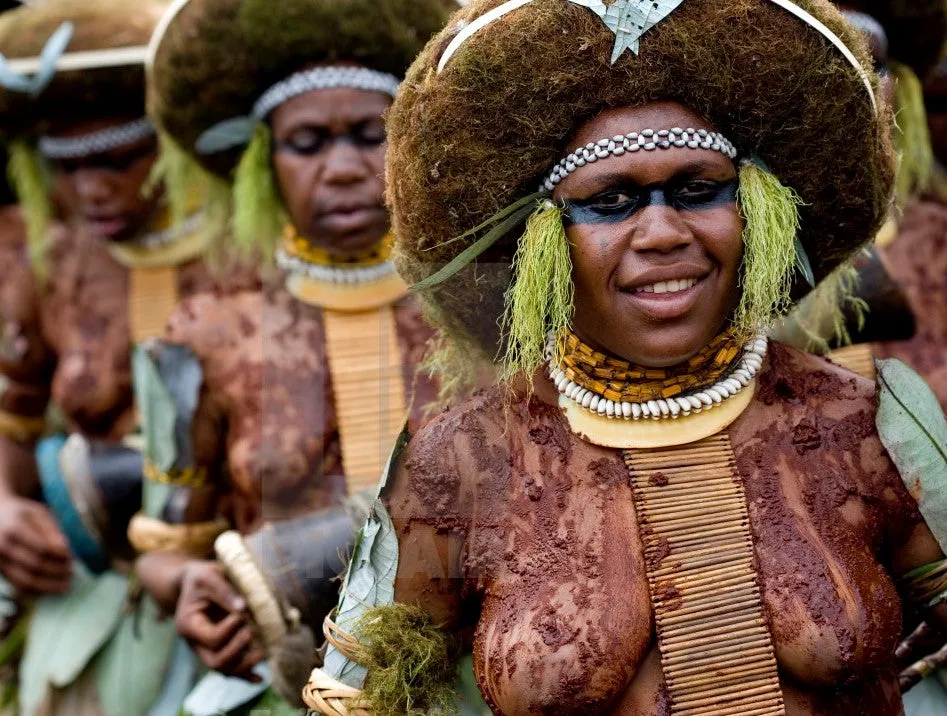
[676,181,721,202]
[591,191,634,209]
[355,124,386,147]
[286,129,326,154]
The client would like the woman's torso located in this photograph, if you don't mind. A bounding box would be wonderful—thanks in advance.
[427,344,916,715]
[169,284,434,533]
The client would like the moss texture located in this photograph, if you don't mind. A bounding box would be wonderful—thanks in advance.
[0,0,164,140]
[149,0,456,177]
[354,603,456,716]
[387,0,895,361]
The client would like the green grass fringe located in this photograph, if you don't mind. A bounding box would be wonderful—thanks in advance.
[231,123,285,261]
[354,603,457,716]
[735,161,803,337]
[892,61,934,203]
[7,141,52,283]
[500,200,573,381]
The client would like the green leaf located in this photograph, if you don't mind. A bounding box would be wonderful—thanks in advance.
[18,567,128,716]
[92,595,178,716]
[877,358,947,553]
[131,345,178,473]
[323,426,411,688]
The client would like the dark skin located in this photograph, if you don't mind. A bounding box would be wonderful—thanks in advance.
[51,117,162,243]
[389,103,947,714]
[159,80,393,681]
[271,84,390,258]
[559,103,743,367]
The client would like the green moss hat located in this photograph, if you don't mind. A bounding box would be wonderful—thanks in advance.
[0,0,166,141]
[148,0,457,178]
[388,0,895,362]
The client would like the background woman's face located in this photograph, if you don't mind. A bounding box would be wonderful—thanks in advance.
[51,117,160,243]
[553,102,744,367]
[270,84,390,258]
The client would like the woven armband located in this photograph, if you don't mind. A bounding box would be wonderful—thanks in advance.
[127,512,227,557]
[901,559,947,609]
[0,408,45,443]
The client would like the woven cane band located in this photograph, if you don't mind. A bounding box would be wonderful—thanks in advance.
[624,434,785,714]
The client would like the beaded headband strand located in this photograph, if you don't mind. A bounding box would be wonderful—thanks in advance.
[38,117,155,160]
[541,127,737,191]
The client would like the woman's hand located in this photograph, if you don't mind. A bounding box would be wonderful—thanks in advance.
[175,559,264,681]
[0,494,71,595]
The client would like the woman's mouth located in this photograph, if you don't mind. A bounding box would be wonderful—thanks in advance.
[621,275,708,320]
[633,277,699,294]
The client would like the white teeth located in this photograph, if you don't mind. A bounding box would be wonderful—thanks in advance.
[637,278,697,294]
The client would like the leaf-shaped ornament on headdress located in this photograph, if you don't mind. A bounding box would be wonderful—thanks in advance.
[569,0,685,62]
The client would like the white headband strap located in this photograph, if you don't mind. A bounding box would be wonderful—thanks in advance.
[6,45,149,74]
[437,0,877,113]
[39,117,155,160]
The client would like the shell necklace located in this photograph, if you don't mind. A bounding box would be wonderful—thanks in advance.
[547,329,768,421]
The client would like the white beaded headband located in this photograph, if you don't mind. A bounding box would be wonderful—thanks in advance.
[194,65,399,155]
[541,127,737,191]
[840,10,888,58]
[438,0,877,113]
[38,117,155,160]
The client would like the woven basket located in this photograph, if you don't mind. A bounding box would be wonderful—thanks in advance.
[302,668,372,716]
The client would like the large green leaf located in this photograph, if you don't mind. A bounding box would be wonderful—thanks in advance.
[18,567,128,715]
[92,594,178,716]
[877,359,947,552]
[131,345,178,474]
[323,427,410,688]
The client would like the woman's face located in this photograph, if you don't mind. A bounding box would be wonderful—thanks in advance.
[270,84,390,258]
[51,117,160,243]
[553,102,743,367]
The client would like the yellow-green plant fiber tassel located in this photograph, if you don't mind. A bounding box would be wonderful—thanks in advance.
[8,141,52,282]
[501,200,573,380]
[231,122,284,260]
[892,61,934,202]
[144,131,208,227]
[735,160,804,337]
[353,603,456,716]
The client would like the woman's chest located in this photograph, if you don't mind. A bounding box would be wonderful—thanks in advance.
[205,297,340,501]
[471,432,902,714]
[44,257,132,433]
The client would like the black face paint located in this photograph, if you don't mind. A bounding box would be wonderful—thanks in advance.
[563,178,737,226]
[274,120,386,157]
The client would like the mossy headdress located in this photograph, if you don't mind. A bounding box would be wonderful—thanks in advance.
[388,0,895,378]
[147,0,455,254]
[0,0,167,277]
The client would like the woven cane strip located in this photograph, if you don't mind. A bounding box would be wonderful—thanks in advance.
[624,434,785,715]
[128,265,180,344]
[322,306,407,495]
[827,344,876,381]
[302,668,373,715]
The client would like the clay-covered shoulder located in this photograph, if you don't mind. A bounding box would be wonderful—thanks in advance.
[385,383,510,531]
[757,341,879,409]
[165,288,264,360]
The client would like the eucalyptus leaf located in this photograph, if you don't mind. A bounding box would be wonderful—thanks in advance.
[876,358,947,552]
[793,234,816,288]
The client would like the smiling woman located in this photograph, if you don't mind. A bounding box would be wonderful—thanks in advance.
[306,1,947,715]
